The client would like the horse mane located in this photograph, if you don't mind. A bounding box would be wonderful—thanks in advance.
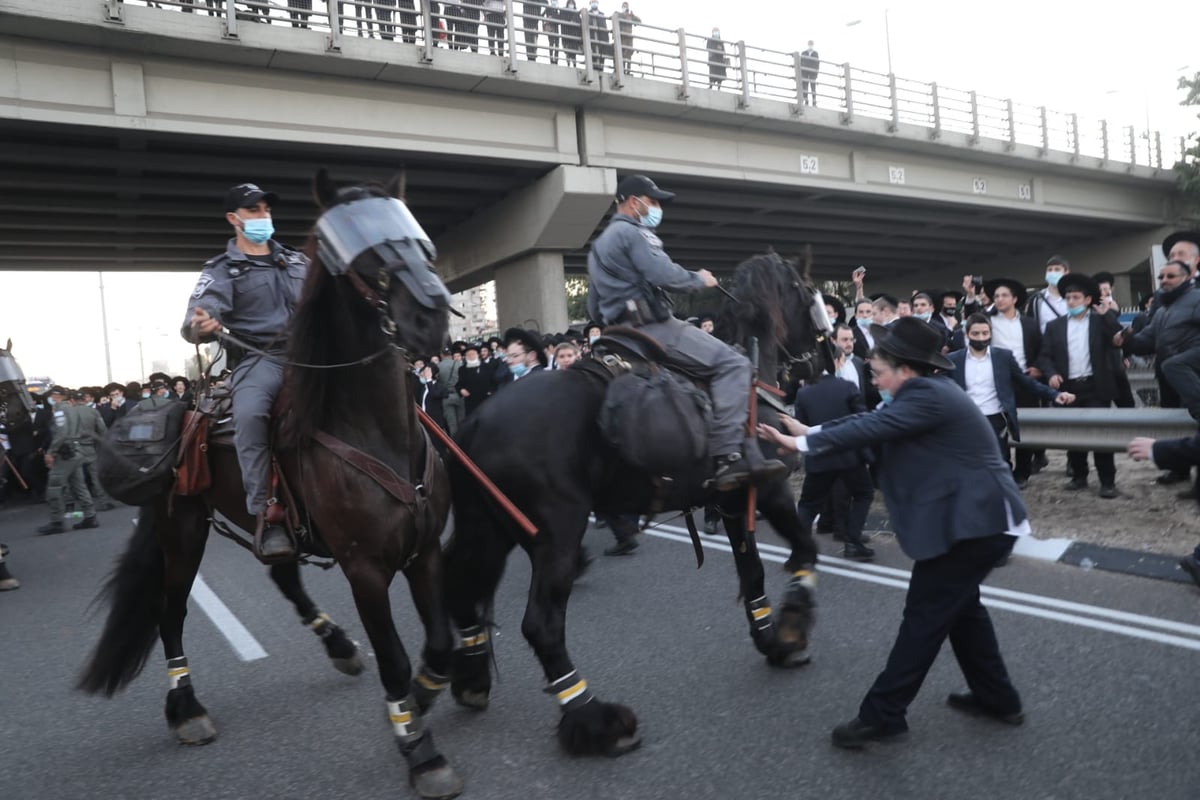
[282,180,402,445]
[718,251,813,350]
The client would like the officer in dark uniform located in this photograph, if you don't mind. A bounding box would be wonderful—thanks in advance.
[587,174,787,490]
[182,183,307,561]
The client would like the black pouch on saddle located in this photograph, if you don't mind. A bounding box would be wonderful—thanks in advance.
[598,368,712,475]
[96,400,188,505]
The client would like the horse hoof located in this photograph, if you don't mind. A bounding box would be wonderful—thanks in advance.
[332,650,366,676]
[769,646,812,668]
[605,730,642,757]
[453,689,489,711]
[174,715,217,746]
[410,764,464,800]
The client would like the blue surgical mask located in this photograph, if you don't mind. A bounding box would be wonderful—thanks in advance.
[241,217,274,244]
[856,317,871,329]
[636,198,664,229]
[878,388,893,404]
[589,335,600,345]
[419,376,428,384]
[47,397,56,407]
[142,391,151,399]
[510,363,529,378]
[916,312,932,322]
[1045,271,1063,287]
[1068,304,1087,317]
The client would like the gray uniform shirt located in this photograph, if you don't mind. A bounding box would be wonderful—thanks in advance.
[587,213,706,325]
[181,239,308,349]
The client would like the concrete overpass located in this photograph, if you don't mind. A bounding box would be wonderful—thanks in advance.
[0,0,1190,331]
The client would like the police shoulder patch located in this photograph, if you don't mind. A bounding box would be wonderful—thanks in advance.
[191,274,215,299]
[637,228,663,248]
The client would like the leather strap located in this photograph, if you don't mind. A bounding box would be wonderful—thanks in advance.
[683,510,704,569]
[312,430,417,506]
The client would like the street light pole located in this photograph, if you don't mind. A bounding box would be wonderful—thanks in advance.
[884,7,893,75]
[98,271,113,383]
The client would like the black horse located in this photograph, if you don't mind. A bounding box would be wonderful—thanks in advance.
[0,339,37,492]
[442,252,830,756]
[77,173,464,799]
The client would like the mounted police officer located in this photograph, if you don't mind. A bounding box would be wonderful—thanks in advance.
[181,183,307,561]
[587,174,787,489]
[37,387,97,535]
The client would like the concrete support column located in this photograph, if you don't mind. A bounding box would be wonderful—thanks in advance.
[494,251,568,333]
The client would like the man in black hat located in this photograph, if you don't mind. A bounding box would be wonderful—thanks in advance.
[759,317,1028,748]
[697,312,716,334]
[455,342,493,417]
[1037,273,1123,498]
[587,174,787,490]
[1163,230,1200,275]
[181,183,308,562]
[501,327,547,382]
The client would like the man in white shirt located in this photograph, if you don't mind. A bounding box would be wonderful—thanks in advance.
[1026,255,1070,334]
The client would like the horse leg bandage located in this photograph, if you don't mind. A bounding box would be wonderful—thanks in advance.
[744,595,773,633]
[414,664,449,693]
[545,670,594,711]
[386,695,425,743]
[458,625,489,656]
[166,656,191,690]
[305,611,336,638]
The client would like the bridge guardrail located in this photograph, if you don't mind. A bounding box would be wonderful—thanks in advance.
[1014,408,1195,453]
[102,0,1192,168]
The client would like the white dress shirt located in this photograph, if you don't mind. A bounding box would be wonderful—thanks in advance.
[837,358,860,389]
[990,312,1026,370]
[1034,289,1068,333]
[964,348,1003,415]
[1066,313,1093,379]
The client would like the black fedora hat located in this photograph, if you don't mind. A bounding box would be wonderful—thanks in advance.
[823,295,846,325]
[983,277,1027,308]
[869,317,954,371]
[1162,230,1200,258]
[1057,273,1099,302]
[503,327,548,366]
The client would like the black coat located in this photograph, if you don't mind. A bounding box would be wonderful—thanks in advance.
[806,375,1027,561]
[556,6,581,49]
[1037,310,1123,405]
[419,379,449,430]
[455,364,493,415]
[947,347,1059,441]
[706,36,728,79]
[793,374,869,473]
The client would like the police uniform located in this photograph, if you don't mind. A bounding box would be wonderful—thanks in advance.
[587,175,784,488]
[41,397,95,531]
[75,399,112,510]
[182,237,307,518]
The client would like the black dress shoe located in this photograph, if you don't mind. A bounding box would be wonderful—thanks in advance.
[72,516,99,530]
[831,717,907,749]
[1098,485,1119,499]
[1064,478,1088,491]
[946,692,1024,725]
[1014,477,1029,490]
[37,521,65,535]
[1031,455,1049,474]
[1155,471,1189,486]
[603,538,639,556]
[842,543,875,562]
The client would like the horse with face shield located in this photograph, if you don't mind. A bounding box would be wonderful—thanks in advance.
[77,172,465,800]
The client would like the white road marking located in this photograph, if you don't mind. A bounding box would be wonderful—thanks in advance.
[190,574,269,661]
[644,525,1200,652]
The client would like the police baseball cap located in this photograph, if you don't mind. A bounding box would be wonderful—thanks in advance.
[225,183,279,212]
[616,175,675,203]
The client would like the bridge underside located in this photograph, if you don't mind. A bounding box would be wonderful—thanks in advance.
[0,119,1158,283]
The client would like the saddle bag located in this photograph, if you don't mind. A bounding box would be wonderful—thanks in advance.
[174,410,212,497]
[598,368,713,475]
[96,400,187,506]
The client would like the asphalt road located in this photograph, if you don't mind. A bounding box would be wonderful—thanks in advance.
[2,501,1198,800]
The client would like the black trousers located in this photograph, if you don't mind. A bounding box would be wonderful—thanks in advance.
[1062,378,1116,486]
[985,412,1008,464]
[797,466,872,546]
[1009,383,1038,480]
[859,533,1021,731]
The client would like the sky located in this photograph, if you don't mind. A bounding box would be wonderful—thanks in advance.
[1,0,1196,385]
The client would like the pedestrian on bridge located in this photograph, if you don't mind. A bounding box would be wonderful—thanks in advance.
[759,318,1027,749]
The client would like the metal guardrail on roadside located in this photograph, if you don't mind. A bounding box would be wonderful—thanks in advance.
[103,0,1192,168]
[1014,408,1196,453]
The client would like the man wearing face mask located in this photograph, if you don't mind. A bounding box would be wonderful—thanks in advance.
[181,183,308,562]
[587,174,788,490]
[1025,255,1070,334]
[611,2,640,75]
[706,28,728,88]
[455,342,493,416]
[501,327,547,382]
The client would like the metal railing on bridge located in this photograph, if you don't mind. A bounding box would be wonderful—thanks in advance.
[105,0,1191,169]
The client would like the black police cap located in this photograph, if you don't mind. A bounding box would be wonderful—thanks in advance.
[616,175,675,203]
[225,183,279,212]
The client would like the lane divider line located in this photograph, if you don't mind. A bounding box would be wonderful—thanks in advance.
[190,574,269,662]
[641,527,1200,652]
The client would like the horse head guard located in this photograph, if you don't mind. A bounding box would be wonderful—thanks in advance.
[315,194,453,314]
[0,342,36,422]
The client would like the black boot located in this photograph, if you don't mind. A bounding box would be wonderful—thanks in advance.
[254,510,296,562]
[710,446,789,492]
[37,521,65,536]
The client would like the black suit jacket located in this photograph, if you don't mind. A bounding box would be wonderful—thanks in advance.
[793,374,870,473]
[806,375,1027,561]
[947,347,1059,441]
[852,325,874,359]
[1037,310,1123,404]
[846,355,881,410]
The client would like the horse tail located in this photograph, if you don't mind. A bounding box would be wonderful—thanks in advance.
[77,506,165,697]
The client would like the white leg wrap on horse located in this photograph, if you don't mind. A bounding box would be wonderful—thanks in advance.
[166,656,191,690]
[306,612,335,638]
[386,696,425,743]
[545,670,594,711]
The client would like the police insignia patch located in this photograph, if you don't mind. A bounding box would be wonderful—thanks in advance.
[191,275,215,298]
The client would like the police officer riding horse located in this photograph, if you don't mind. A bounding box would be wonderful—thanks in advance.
[183,183,308,561]
[588,174,789,489]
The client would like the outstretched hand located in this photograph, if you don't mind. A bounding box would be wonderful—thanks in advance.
[1127,437,1156,462]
